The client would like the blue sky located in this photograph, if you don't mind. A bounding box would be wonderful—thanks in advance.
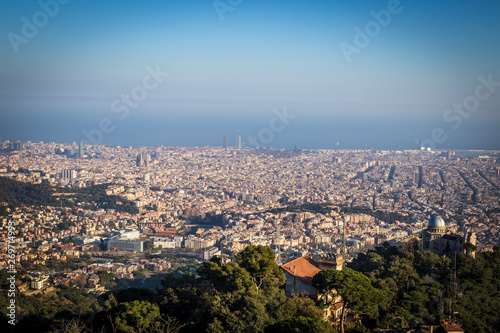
[1,0,499,149]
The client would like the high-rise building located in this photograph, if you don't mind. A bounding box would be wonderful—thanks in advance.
[357,171,365,182]
[61,169,77,180]
[413,171,419,184]
[223,135,228,149]
[78,141,84,158]
[236,135,241,150]
[12,140,23,151]
[136,153,144,167]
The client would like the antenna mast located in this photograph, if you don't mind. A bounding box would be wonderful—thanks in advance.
[342,215,347,263]
[275,225,282,265]
[421,221,424,253]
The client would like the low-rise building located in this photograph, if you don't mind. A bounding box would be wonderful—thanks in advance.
[108,239,144,252]
[203,246,221,261]
[31,275,49,290]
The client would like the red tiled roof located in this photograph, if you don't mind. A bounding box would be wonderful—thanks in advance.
[157,230,176,236]
[281,256,322,285]
[331,302,344,311]
[442,324,464,333]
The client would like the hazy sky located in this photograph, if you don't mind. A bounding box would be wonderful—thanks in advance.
[1,0,499,149]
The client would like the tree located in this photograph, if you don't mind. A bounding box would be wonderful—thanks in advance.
[204,290,270,333]
[386,256,420,295]
[97,271,116,289]
[463,242,477,256]
[114,300,161,333]
[74,274,88,287]
[414,251,442,276]
[154,316,184,333]
[265,316,336,333]
[313,267,383,333]
[197,257,256,293]
[235,245,285,291]
[158,274,214,325]
[100,238,107,251]
[50,317,91,333]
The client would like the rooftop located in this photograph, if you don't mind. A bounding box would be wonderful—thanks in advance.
[281,256,322,285]
[429,216,446,228]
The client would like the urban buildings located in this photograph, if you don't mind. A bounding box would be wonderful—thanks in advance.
[1,143,498,273]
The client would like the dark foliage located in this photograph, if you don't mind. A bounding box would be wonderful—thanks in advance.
[2,245,498,332]
[0,177,138,214]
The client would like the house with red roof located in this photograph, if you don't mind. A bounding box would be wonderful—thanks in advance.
[281,254,344,322]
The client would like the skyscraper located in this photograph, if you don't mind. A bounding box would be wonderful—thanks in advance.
[223,135,228,150]
[78,141,84,158]
[236,135,241,150]
[61,169,77,180]
[12,140,23,151]
[136,153,144,167]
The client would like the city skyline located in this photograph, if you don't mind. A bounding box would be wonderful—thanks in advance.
[1,0,499,149]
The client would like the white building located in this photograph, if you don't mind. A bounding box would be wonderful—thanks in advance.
[31,275,49,290]
[203,247,221,261]
[109,229,140,240]
[150,236,183,249]
[61,169,77,180]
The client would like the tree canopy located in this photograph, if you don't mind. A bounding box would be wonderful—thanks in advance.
[313,267,384,333]
[235,245,286,291]
[2,244,499,332]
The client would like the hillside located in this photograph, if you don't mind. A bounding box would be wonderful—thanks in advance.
[0,177,138,214]
[2,244,499,332]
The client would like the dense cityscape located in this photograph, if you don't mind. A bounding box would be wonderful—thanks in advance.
[1,139,500,332]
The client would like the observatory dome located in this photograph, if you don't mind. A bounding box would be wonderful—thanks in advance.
[429,216,446,228]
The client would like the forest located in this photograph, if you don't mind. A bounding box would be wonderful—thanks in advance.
[1,244,499,332]
[317,241,500,332]
[0,177,138,214]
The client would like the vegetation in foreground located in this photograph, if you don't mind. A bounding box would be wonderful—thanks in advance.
[1,244,499,332]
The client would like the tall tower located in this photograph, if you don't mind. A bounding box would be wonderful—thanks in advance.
[465,230,477,258]
[223,135,228,150]
[342,215,347,264]
[236,135,241,150]
[275,225,282,265]
[136,153,144,167]
[78,141,84,158]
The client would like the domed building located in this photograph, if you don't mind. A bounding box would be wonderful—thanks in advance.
[422,216,476,257]
[428,216,447,232]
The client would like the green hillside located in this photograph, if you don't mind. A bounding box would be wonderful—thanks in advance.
[1,245,499,332]
[0,176,138,214]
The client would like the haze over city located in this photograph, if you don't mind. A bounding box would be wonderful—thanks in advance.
[1,0,500,149]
